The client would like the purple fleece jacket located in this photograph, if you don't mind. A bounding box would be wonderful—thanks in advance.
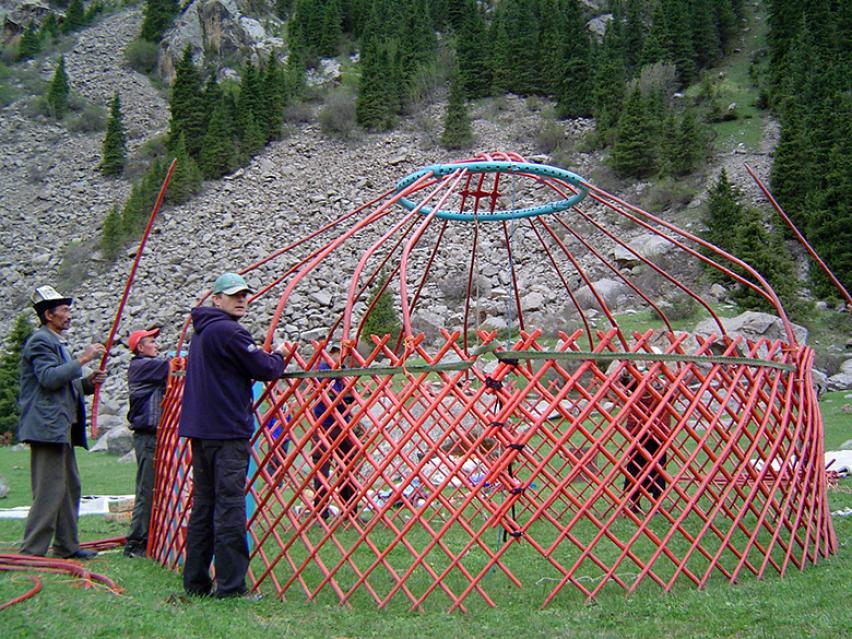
[178,306,285,440]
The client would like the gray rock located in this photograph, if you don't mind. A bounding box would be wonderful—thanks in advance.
[106,426,134,456]
[812,369,828,396]
[826,373,852,392]
[693,311,808,347]
[574,278,629,311]
[521,291,546,312]
[839,359,852,375]
[118,449,136,464]
[0,474,8,499]
[709,283,727,301]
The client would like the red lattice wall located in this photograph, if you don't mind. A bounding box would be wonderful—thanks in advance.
[148,153,836,610]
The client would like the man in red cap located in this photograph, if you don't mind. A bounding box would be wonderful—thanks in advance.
[123,327,170,558]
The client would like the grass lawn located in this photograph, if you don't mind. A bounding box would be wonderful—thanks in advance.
[1,392,849,638]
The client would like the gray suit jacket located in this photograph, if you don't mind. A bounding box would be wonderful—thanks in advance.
[17,326,93,448]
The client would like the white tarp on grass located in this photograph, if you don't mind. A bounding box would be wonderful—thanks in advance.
[0,495,134,519]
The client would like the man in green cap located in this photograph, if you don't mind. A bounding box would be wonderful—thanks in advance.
[18,285,107,559]
[178,272,287,598]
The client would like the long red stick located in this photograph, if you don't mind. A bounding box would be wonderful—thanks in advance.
[90,158,178,438]
[745,163,851,309]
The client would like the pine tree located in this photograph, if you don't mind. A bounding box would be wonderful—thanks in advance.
[623,0,645,74]
[40,14,60,43]
[46,55,70,119]
[166,132,203,204]
[538,0,566,97]
[610,85,657,178]
[83,1,103,25]
[121,159,167,236]
[235,63,265,160]
[201,74,223,134]
[318,0,343,57]
[140,0,179,43]
[100,92,127,177]
[592,24,626,139]
[441,62,473,149]
[715,0,738,54]
[17,21,42,61]
[100,204,124,259]
[488,7,512,95]
[455,0,491,99]
[361,279,401,341]
[769,111,808,229]
[356,37,395,131]
[121,181,147,235]
[732,210,797,312]
[261,52,285,141]
[284,43,306,99]
[641,3,670,67]
[198,99,237,179]
[667,108,704,175]
[503,0,540,95]
[168,47,207,157]
[805,107,851,298]
[703,169,744,259]
[662,0,697,86]
[61,0,85,34]
[690,0,720,70]
[0,315,34,443]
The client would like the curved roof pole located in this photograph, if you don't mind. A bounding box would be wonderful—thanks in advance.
[399,169,470,336]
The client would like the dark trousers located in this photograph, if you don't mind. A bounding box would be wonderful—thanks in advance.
[183,438,251,597]
[623,438,667,511]
[312,426,359,519]
[21,442,81,557]
[126,431,157,553]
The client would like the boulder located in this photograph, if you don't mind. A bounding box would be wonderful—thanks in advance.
[693,311,808,347]
[574,278,629,311]
[826,372,852,392]
[105,426,134,456]
[0,474,8,499]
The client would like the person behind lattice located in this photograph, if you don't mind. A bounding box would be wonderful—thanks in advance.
[311,344,361,520]
[619,362,671,515]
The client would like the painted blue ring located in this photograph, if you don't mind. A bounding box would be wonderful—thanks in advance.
[395,161,589,221]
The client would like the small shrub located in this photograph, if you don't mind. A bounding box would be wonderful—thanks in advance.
[0,314,34,443]
[124,38,159,74]
[66,102,106,132]
[404,60,443,112]
[535,119,564,154]
[638,62,678,101]
[124,133,168,180]
[0,83,17,107]
[282,100,313,123]
[641,176,696,212]
[57,239,98,291]
[664,294,698,322]
[319,86,356,139]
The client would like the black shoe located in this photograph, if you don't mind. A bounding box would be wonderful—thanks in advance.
[63,549,98,560]
[124,546,147,558]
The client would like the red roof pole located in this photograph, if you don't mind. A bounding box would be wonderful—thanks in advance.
[745,163,851,311]
[90,158,178,438]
